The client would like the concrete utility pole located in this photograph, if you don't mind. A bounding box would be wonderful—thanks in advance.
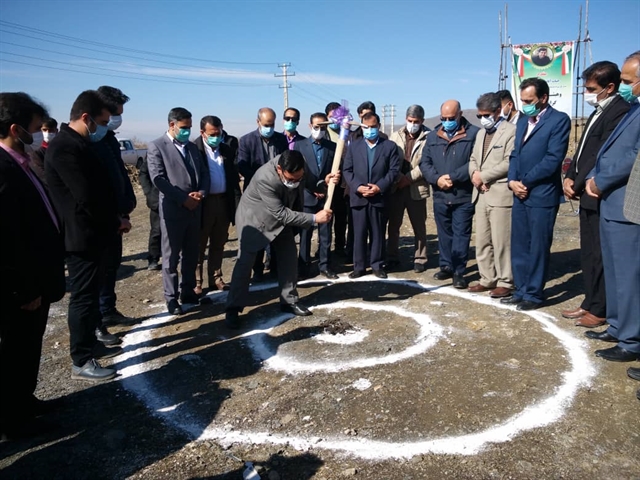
[390,104,396,133]
[381,105,387,133]
[275,63,295,110]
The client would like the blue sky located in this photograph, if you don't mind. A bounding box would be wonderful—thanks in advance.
[0,0,638,141]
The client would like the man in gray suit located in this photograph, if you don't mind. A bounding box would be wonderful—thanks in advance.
[624,152,640,224]
[225,150,334,329]
[147,107,211,315]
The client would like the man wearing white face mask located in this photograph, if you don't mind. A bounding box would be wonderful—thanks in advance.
[497,90,521,125]
[29,117,58,186]
[562,62,629,328]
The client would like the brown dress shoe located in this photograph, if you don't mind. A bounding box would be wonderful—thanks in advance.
[575,312,606,328]
[468,284,493,293]
[214,279,230,291]
[490,287,514,298]
[561,307,587,319]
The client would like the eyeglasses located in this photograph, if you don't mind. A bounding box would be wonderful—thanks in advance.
[476,113,494,119]
[283,116,299,122]
[440,116,457,122]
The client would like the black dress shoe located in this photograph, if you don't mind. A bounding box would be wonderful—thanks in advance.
[501,296,523,305]
[167,299,183,315]
[516,300,541,311]
[101,308,137,326]
[320,269,339,280]
[373,269,387,279]
[225,310,241,329]
[413,263,426,273]
[385,260,400,271]
[584,330,618,343]
[349,270,366,279]
[627,366,640,382]
[280,303,312,316]
[433,269,453,280]
[252,271,265,283]
[595,346,640,362]
[95,326,120,346]
[452,274,467,289]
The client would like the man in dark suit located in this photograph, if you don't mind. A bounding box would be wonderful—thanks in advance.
[138,156,162,270]
[193,115,241,294]
[225,151,333,328]
[343,112,401,279]
[221,126,238,165]
[0,93,65,439]
[583,51,640,365]
[237,107,288,281]
[295,112,339,279]
[46,90,129,382]
[562,62,630,327]
[282,107,306,150]
[29,116,58,186]
[147,107,210,315]
[503,78,571,311]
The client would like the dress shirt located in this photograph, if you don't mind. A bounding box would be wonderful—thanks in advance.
[203,142,227,194]
[312,141,324,170]
[524,106,549,142]
[574,95,617,169]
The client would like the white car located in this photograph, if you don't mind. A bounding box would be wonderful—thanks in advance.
[117,138,147,169]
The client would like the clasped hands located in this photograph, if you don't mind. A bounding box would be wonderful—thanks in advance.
[183,191,204,210]
[357,183,381,197]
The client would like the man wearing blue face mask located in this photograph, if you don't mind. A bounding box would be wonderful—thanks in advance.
[282,107,306,151]
[46,90,130,382]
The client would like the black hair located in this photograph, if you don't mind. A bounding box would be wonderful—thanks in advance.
[69,90,109,121]
[496,90,514,103]
[0,92,48,138]
[97,85,130,114]
[476,93,502,112]
[284,107,300,120]
[324,102,341,115]
[43,117,58,129]
[278,149,305,173]
[310,112,328,123]
[357,101,376,115]
[519,78,550,98]
[168,107,192,124]
[582,61,621,90]
[200,115,222,130]
[362,112,380,124]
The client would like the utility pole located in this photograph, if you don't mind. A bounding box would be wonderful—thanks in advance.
[390,104,396,133]
[275,63,295,110]
[381,105,387,134]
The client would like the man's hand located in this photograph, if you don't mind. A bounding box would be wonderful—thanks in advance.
[585,177,601,198]
[563,178,577,200]
[437,174,453,190]
[21,296,42,311]
[189,192,204,201]
[509,180,528,200]
[118,218,132,234]
[481,184,490,192]
[315,209,333,224]
[314,192,326,199]
[365,183,381,196]
[183,193,202,210]
[397,175,412,189]
[325,171,341,185]
[471,171,484,188]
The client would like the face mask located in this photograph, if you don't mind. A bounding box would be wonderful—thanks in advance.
[16,126,34,152]
[442,119,458,132]
[42,131,56,143]
[619,81,640,103]
[501,105,512,119]
[206,134,222,148]
[107,115,123,131]
[174,127,191,144]
[284,120,298,132]
[31,130,44,147]
[363,127,379,140]
[310,128,325,141]
[329,123,340,131]
[85,118,108,143]
[282,179,300,189]
[406,122,421,135]
[260,125,274,138]
[522,103,540,117]
[480,116,497,130]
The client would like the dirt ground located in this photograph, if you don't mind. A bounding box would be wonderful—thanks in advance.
[1,187,639,480]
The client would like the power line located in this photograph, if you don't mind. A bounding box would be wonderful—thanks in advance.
[294,67,351,104]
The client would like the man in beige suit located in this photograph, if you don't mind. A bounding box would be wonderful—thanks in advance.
[468,93,516,298]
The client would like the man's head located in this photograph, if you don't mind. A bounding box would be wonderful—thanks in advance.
[277,150,305,188]
[325,102,341,116]
[537,48,548,59]
[619,50,640,103]
[357,101,376,120]
[497,90,516,118]
[200,115,223,149]
[69,90,111,141]
[476,93,502,130]
[97,85,129,131]
[167,107,192,144]
[405,104,424,135]
[519,78,549,117]
[309,112,328,141]
[283,107,300,133]
[361,112,380,142]
[582,61,621,107]
[41,117,58,144]
[257,107,276,138]
[440,100,462,132]
[0,92,48,153]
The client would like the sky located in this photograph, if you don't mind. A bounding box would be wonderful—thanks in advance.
[0,0,638,142]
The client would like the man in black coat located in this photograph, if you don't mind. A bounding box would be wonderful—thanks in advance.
[0,93,65,439]
[562,61,631,327]
[46,90,130,382]
[139,156,162,270]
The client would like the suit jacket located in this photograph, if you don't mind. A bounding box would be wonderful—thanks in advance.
[294,137,336,208]
[624,151,640,224]
[45,123,120,251]
[507,106,571,207]
[235,157,314,252]
[566,95,630,210]
[29,146,47,187]
[389,125,431,200]
[0,147,65,307]
[193,136,242,225]
[147,133,209,221]
[138,155,159,211]
[222,130,239,164]
[237,129,288,187]
[590,102,640,222]
[468,120,516,207]
[343,137,401,208]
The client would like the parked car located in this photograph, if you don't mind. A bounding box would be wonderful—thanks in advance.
[117,138,147,169]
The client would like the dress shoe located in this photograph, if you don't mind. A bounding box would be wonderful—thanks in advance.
[95,326,120,346]
[595,346,640,362]
[584,330,618,343]
[373,269,388,279]
[501,296,523,305]
[517,300,541,311]
[101,308,137,326]
[167,299,183,315]
[252,271,265,283]
[280,303,312,316]
[349,270,366,279]
[181,293,212,305]
[71,359,116,382]
[385,260,400,271]
[93,343,123,360]
[561,306,588,319]
[490,287,513,298]
[213,279,230,291]
[147,260,161,271]
[468,283,493,293]
[225,310,241,329]
[452,274,467,289]
[574,312,606,328]
[413,263,426,273]
[627,366,640,382]
[433,269,453,281]
[320,269,339,280]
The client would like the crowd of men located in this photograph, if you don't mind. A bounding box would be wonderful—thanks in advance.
[1,50,639,441]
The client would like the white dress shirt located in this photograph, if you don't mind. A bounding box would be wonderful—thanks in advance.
[204,142,227,194]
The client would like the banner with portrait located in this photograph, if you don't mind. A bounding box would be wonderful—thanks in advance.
[511,41,574,117]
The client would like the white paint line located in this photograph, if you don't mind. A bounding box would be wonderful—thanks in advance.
[352,378,372,391]
[313,329,369,345]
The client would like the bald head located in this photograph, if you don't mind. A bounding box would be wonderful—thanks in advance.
[256,107,276,131]
[440,100,461,117]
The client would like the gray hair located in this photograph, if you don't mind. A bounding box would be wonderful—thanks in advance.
[625,50,640,77]
[476,93,501,112]
[406,104,425,120]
